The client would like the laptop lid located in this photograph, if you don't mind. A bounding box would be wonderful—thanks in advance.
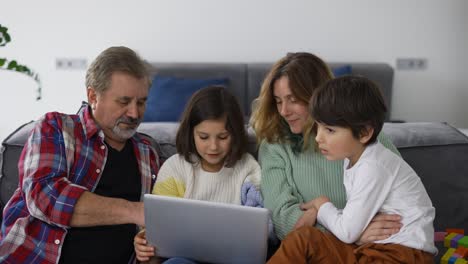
[144,194,269,264]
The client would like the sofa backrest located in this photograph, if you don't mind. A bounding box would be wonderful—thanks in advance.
[150,62,394,120]
[8,121,464,232]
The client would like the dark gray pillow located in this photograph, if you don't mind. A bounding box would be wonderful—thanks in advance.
[0,121,35,223]
[137,122,178,161]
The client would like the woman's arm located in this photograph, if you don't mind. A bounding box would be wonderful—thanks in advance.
[259,142,304,240]
[356,213,402,245]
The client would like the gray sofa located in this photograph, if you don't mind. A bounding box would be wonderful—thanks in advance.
[1,62,467,262]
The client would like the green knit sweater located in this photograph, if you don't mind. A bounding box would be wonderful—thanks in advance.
[259,133,399,240]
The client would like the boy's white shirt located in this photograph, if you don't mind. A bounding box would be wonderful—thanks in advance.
[317,142,437,254]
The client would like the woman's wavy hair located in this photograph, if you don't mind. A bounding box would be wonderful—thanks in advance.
[250,52,333,151]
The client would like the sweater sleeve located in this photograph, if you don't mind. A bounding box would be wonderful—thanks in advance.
[242,153,262,188]
[258,141,304,240]
[240,154,263,206]
[152,155,186,198]
[377,132,401,157]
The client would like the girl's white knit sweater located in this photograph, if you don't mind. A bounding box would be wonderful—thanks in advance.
[153,153,261,205]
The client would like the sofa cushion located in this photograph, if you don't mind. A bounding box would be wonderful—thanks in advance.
[149,63,248,114]
[0,121,35,222]
[383,122,468,233]
[138,122,179,162]
[143,76,229,122]
[331,64,352,77]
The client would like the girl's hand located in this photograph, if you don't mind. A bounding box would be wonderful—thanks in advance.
[294,208,318,229]
[134,229,156,262]
[356,213,402,245]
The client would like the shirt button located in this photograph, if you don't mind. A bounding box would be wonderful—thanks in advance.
[152,174,156,179]
[96,169,101,173]
[55,239,60,245]
[100,145,105,150]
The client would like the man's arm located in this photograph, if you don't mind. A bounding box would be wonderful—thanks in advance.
[70,192,144,227]
[21,113,145,228]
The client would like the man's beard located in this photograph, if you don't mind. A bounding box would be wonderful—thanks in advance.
[112,116,141,140]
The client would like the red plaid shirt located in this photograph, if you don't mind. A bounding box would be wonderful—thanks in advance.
[0,104,159,264]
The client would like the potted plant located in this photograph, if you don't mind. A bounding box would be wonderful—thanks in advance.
[0,24,41,100]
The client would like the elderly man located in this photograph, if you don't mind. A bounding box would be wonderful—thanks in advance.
[0,46,159,264]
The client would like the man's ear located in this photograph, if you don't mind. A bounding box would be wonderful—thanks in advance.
[87,87,97,108]
[359,126,374,144]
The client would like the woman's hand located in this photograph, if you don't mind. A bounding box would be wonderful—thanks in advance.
[134,229,156,262]
[356,213,402,245]
[300,196,330,211]
[294,207,318,230]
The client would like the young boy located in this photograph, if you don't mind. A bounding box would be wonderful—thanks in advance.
[267,76,437,263]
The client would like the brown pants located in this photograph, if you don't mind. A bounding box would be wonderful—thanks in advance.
[267,226,434,264]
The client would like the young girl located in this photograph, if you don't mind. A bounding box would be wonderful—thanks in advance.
[134,86,263,263]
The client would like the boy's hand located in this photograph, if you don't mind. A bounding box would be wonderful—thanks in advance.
[300,195,330,211]
[134,229,156,262]
[294,207,318,230]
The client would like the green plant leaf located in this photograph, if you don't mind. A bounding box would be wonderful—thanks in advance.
[1,23,41,100]
[7,60,18,70]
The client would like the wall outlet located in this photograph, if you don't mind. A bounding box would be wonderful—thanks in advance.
[396,58,428,70]
[56,58,87,70]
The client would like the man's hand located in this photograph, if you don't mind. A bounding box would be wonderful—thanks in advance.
[356,213,402,245]
[294,207,318,230]
[300,195,330,211]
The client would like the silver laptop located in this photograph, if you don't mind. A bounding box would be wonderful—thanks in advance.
[143,194,269,264]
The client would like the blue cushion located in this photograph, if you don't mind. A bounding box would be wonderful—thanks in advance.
[143,76,229,122]
[332,65,352,77]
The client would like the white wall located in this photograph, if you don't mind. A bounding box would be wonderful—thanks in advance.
[1,0,467,142]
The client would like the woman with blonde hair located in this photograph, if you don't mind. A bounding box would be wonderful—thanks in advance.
[250,52,402,243]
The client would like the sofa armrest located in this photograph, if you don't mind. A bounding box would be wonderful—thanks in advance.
[383,122,468,233]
